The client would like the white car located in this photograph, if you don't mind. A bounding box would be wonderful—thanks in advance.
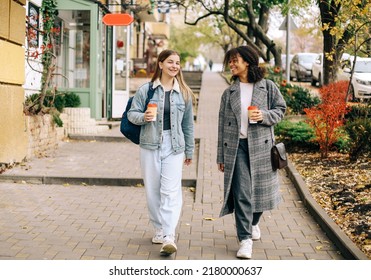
[312,52,350,88]
[337,57,371,101]
[270,54,294,73]
[290,53,318,82]
[311,53,323,87]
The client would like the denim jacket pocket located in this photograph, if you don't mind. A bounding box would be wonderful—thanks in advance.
[176,103,185,112]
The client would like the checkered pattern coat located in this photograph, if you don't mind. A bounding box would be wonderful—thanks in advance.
[217,78,287,217]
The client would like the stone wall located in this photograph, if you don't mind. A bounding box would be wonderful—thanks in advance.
[26,114,65,159]
[63,108,109,135]
[24,107,109,160]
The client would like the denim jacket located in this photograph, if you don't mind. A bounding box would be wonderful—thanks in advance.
[127,78,194,159]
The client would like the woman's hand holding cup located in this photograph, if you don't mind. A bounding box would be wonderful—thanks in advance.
[145,103,157,121]
[248,106,262,124]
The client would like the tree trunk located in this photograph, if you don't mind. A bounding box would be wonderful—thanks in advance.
[319,1,338,85]
[254,5,269,53]
[240,1,282,66]
[367,25,371,57]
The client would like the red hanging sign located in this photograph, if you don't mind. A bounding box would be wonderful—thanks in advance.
[102,13,134,26]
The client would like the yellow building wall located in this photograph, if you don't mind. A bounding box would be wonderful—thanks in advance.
[0,85,27,163]
[0,40,25,84]
[0,0,27,164]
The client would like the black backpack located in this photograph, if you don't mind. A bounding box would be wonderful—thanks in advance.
[120,82,155,144]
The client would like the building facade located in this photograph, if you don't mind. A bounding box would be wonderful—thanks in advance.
[0,0,28,164]
[25,0,170,120]
[0,0,170,165]
[52,0,170,119]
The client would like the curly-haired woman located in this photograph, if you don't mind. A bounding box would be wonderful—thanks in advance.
[217,45,287,259]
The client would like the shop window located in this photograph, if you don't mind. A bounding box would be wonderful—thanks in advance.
[55,10,90,89]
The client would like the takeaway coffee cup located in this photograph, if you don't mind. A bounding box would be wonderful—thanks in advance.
[147,103,157,121]
[248,106,258,124]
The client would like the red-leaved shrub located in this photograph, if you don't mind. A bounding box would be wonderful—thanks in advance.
[304,81,350,158]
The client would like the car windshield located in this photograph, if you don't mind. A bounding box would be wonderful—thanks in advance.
[354,60,371,73]
[299,55,317,63]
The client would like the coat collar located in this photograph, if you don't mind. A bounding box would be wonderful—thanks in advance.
[251,79,267,107]
[229,78,266,95]
[230,78,267,104]
[153,78,181,93]
[229,79,241,128]
[228,78,268,125]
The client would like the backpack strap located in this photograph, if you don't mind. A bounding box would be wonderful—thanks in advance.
[148,82,154,97]
[144,82,155,107]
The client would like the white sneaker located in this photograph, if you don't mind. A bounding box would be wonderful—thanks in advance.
[237,239,253,259]
[252,225,261,240]
[160,235,177,256]
[152,228,163,244]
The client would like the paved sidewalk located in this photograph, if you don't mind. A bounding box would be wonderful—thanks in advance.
[0,72,346,260]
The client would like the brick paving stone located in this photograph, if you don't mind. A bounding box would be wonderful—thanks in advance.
[0,72,353,261]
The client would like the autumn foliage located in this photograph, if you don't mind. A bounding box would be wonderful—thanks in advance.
[304,81,350,158]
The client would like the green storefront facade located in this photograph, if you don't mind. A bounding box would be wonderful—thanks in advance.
[55,0,114,120]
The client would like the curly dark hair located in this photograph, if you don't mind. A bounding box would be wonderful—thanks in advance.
[223,45,266,83]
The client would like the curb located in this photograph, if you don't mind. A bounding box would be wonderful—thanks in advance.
[0,175,197,188]
[68,134,125,142]
[285,160,369,260]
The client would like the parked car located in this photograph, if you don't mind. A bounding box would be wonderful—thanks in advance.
[311,53,323,87]
[337,57,371,101]
[290,53,318,82]
[270,54,294,73]
[311,52,351,88]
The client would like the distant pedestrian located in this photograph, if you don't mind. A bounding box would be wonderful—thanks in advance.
[128,49,195,256]
[217,45,287,259]
[208,59,213,71]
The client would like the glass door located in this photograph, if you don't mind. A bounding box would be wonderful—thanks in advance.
[111,25,130,118]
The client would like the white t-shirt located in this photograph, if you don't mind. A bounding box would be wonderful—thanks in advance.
[240,82,254,138]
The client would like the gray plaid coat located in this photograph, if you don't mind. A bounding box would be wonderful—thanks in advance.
[217,78,287,217]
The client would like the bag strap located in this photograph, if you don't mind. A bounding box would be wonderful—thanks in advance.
[144,82,155,107]
[264,79,276,145]
[270,127,275,145]
[147,82,155,100]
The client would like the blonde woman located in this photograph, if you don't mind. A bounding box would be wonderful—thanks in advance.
[128,49,195,256]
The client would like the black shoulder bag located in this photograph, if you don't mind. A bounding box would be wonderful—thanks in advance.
[266,79,288,170]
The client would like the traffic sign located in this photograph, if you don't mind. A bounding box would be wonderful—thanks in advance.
[279,15,298,31]
[102,13,134,26]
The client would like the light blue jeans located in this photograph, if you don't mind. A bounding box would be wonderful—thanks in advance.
[140,130,184,237]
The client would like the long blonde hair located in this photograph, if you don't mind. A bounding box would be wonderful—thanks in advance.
[151,49,195,102]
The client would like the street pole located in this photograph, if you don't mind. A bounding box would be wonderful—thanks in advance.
[286,5,291,82]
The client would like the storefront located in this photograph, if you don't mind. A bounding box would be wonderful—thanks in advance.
[55,0,138,120]
[55,0,107,119]
[53,0,167,120]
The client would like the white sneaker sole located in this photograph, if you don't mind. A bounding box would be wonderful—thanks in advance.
[160,243,177,255]
[152,238,163,244]
[237,252,252,259]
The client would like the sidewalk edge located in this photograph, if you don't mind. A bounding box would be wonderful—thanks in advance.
[286,160,369,260]
[0,175,196,188]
